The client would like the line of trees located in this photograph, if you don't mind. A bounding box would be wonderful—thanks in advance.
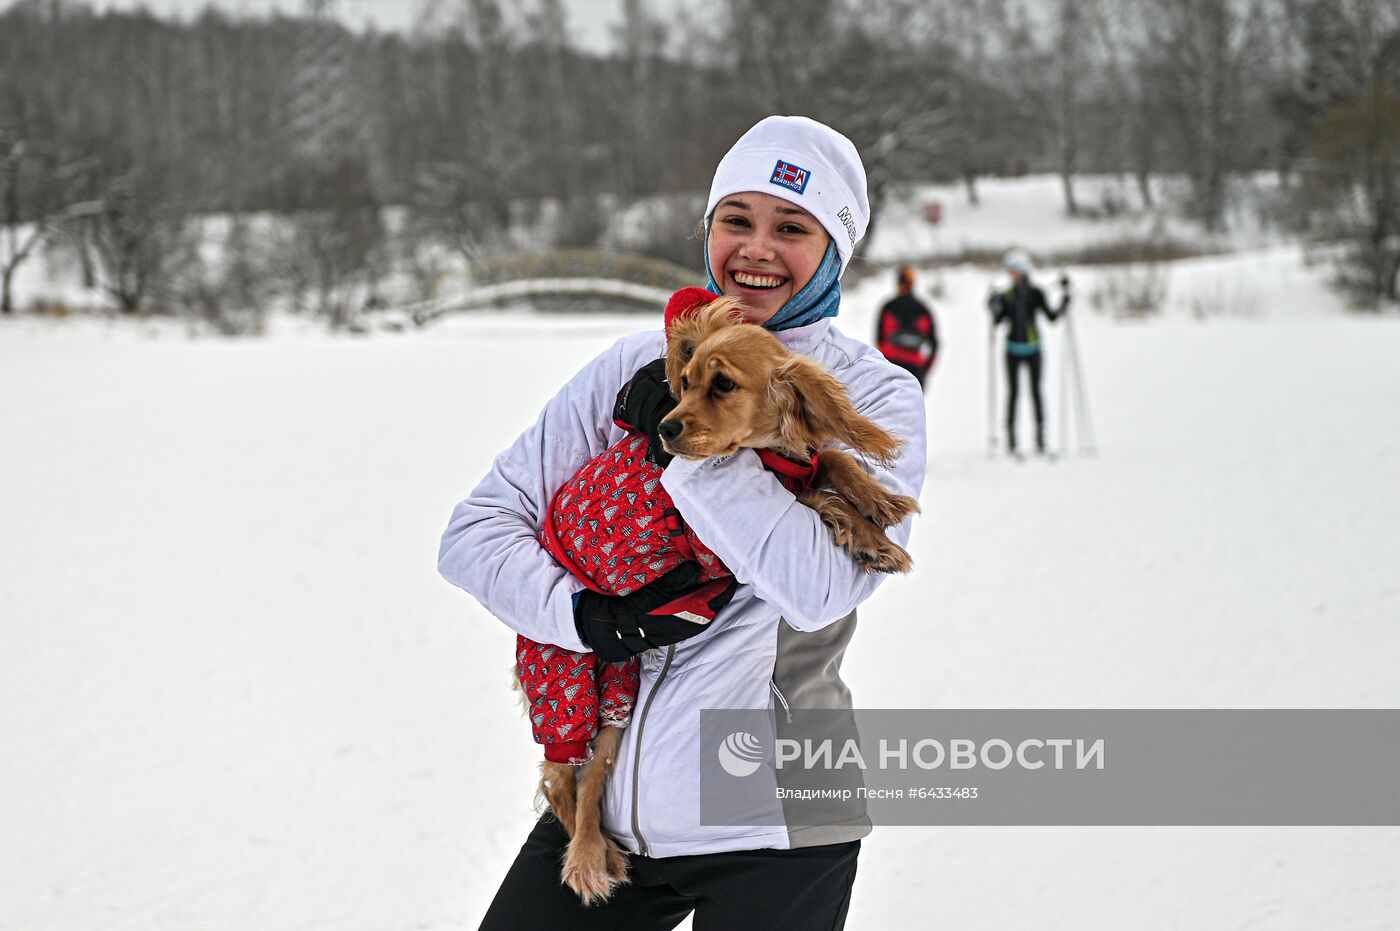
[0,0,1397,326]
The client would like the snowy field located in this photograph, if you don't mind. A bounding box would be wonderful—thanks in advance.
[4,186,1400,928]
[867,173,1289,262]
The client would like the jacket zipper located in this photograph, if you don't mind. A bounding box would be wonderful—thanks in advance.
[770,678,793,723]
[631,645,674,857]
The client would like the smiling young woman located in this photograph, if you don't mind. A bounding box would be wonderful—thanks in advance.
[707,192,831,325]
[442,115,928,930]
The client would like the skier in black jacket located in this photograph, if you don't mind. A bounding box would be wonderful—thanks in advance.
[988,250,1066,455]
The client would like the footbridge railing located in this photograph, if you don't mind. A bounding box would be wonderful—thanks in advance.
[402,251,698,325]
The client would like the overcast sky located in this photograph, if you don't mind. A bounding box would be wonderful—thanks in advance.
[80,0,656,52]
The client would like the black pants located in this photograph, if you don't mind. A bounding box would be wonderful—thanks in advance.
[479,815,860,931]
[1005,350,1045,451]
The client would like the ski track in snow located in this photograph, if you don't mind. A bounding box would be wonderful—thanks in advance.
[4,251,1400,928]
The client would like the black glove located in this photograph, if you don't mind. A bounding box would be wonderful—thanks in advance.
[574,562,739,662]
[987,286,1004,316]
[615,358,677,467]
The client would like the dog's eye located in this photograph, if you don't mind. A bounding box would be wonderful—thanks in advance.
[681,376,690,392]
[713,374,736,394]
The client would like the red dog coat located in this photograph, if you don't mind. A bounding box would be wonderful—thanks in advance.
[516,289,817,764]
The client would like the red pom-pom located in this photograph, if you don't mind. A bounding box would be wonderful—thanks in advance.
[664,287,721,331]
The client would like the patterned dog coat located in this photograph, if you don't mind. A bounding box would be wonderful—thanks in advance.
[516,290,817,764]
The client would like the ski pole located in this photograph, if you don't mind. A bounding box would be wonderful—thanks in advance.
[1061,283,1098,455]
[1058,318,1071,457]
[986,284,999,457]
[1058,273,1072,456]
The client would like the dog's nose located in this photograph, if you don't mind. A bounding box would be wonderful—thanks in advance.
[658,420,683,443]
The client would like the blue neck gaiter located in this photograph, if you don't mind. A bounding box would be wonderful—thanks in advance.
[704,238,842,332]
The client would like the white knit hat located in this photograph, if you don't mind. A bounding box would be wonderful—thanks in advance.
[705,115,869,277]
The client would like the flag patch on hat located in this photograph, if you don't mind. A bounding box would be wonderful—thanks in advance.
[770,159,810,194]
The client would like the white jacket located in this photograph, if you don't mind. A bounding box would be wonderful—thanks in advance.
[438,318,927,857]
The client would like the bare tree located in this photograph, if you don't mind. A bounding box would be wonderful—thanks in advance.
[720,0,842,113]
[1139,0,1266,230]
[929,0,1014,206]
[279,157,386,327]
[823,4,957,255]
[714,0,956,254]
[1081,0,1158,205]
[609,0,670,203]
[407,0,530,267]
[1291,0,1400,305]
[85,169,195,313]
[1055,0,1083,215]
[0,137,99,313]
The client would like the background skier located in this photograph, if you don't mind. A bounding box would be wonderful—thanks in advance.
[988,250,1067,456]
[875,265,939,390]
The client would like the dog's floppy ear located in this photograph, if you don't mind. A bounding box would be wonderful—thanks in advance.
[665,299,743,397]
[769,355,904,464]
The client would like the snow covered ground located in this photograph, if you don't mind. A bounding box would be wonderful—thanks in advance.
[867,173,1290,262]
[4,186,1400,928]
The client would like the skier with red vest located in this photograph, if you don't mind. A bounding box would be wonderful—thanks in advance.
[875,265,939,390]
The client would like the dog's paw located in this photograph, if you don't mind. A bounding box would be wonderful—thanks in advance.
[867,493,921,528]
[603,836,631,885]
[562,854,622,907]
[562,832,628,906]
[849,525,913,574]
[814,507,854,545]
[853,545,913,574]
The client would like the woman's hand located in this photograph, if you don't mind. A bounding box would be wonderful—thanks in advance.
[574,563,738,661]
